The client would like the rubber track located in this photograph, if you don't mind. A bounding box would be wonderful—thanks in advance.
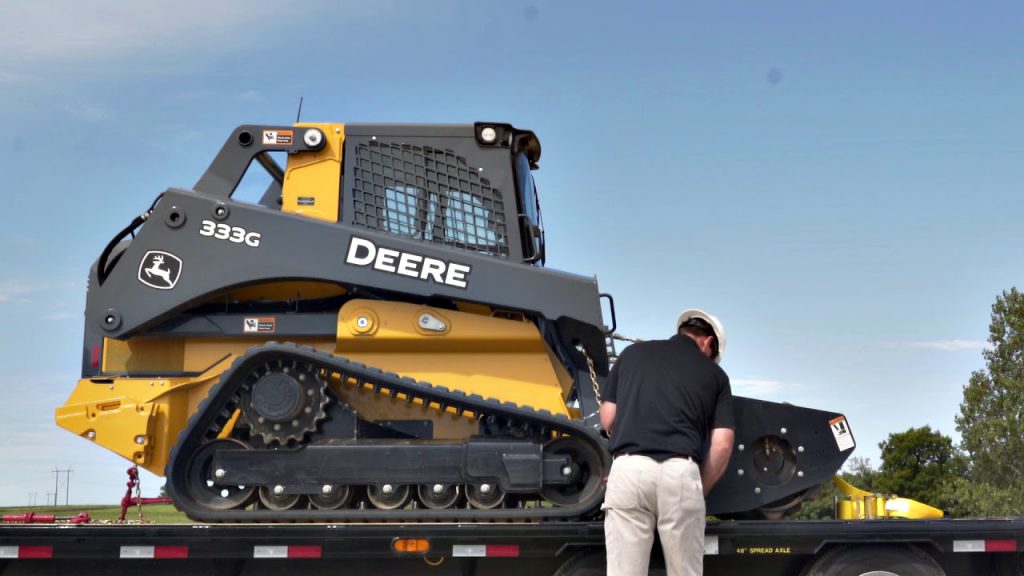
[166,342,610,523]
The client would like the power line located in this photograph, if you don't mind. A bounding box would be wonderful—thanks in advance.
[52,467,73,506]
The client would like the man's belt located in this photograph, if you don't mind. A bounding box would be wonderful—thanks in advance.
[612,451,696,462]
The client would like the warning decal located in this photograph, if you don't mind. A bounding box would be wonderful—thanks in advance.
[262,130,293,145]
[829,416,855,452]
[244,317,276,334]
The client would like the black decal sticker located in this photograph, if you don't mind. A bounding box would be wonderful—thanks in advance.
[138,251,182,290]
[244,317,276,334]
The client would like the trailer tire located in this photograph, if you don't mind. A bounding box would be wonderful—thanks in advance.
[553,550,669,576]
[802,544,944,576]
[553,550,606,576]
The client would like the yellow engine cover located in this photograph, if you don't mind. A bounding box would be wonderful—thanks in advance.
[335,299,574,426]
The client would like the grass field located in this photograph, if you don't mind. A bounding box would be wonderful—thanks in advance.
[0,503,189,524]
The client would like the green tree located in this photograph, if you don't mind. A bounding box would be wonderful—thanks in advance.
[873,426,966,504]
[937,477,1024,518]
[956,288,1024,487]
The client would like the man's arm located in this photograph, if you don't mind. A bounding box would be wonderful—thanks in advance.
[599,401,617,433]
[700,427,734,496]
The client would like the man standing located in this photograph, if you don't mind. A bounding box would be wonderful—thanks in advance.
[600,309,735,576]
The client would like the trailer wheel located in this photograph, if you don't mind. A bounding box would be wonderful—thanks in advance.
[802,545,944,576]
[553,550,668,576]
[552,550,606,576]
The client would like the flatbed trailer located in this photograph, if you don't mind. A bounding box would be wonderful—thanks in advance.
[2,518,1022,576]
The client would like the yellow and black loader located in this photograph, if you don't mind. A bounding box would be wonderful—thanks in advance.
[56,121,853,522]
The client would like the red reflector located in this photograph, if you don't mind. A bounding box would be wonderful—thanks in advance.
[91,344,101,370]
[288,545,321,558]
[487,545,520,557]
[153,546,188,559]
[19,546,53,559]
[986,540,1017,552]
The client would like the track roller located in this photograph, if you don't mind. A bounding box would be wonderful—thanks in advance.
[258,486,303,511]
[466,483,505,509]
[310,485,352,510]
[417,483,460,509]
[367,483,412,510]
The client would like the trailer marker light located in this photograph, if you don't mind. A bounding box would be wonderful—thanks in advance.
[985,539,1017,552]
[91,344,101,370]
[287,545,322,558]
[253,545,322,558]
[954,539,1018,553]
[486,545,520,557]
[393,538,431,554]
[452,544,520,558]
[120,545,188,559]
[0,546,53,559]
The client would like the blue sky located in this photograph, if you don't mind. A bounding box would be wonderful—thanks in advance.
[1,1,1021,506]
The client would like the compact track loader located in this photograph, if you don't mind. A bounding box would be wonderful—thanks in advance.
[57,122,854,522]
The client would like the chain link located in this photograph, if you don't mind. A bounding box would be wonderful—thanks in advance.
[575,343,601,403]
[133,465,144,522]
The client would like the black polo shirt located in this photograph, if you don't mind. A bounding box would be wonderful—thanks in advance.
[604,334,734,462]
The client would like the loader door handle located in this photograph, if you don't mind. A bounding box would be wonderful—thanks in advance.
[600,293,617,335]
[519,214,544,264]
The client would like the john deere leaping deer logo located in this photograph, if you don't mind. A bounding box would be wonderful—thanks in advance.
[137,251,182,290]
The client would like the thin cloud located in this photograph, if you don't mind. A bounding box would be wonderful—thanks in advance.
[44,309,78,321]
[62,101,113,123]
[732,378,784,396]
[237,90,266,102]
[0,1,301,85]
[0,283,34,304]
[888,340,985,351]
[0,2,283,61]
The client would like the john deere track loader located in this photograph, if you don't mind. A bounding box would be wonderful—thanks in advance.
[56,122,854,522]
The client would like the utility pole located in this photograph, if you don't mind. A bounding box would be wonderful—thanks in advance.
[52,467,73,506]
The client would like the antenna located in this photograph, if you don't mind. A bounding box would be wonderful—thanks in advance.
[296,96,304,123]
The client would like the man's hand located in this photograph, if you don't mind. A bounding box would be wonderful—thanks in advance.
[599,401,617,434]
[700,427,734,496]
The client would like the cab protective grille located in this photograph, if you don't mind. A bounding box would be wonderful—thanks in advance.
[350,141,508,258]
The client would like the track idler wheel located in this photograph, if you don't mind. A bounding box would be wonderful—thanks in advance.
[367,483,411,510]
[186,439,256,511]
[258,486,303,511]
[540,437,603,507]
[417,483,460,509]
[465,483,505,509]
[310,485,352,510]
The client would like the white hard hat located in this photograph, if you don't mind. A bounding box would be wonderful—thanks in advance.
[676,308,727,364]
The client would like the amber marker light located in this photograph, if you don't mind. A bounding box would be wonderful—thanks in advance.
[392,538,431,554]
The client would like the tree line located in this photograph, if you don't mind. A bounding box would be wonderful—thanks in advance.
[794,288,1024,519]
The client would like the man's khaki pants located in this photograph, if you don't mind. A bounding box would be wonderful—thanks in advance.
[602,454,706,576]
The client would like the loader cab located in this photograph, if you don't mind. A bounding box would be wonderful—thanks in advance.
[193,122,547,266]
